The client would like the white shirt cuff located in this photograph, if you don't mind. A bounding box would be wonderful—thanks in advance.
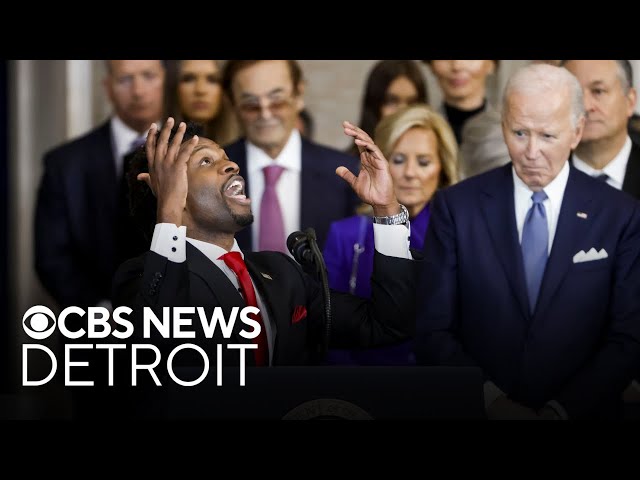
[372,221,412,259]
[150,223,187,263]
[483,381,505,411]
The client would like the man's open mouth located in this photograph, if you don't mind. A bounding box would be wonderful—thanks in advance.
[223,176,251,205]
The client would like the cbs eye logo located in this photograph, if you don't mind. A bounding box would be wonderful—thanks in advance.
[22,306,57,340]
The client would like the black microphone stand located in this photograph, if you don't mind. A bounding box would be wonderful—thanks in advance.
[303,228,332,359]
[287,228,332,361]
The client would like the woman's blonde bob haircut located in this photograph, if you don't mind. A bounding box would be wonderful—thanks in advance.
[374,103,459,189]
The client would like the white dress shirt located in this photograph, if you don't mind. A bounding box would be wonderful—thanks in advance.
[149,221,412,366]
[513,160,570,254]
[572,136,632,190]
[110,115,151,179]
[246,129,301,252]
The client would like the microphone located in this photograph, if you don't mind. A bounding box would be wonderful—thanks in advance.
[287,230,314,265]
[286,228,332,359]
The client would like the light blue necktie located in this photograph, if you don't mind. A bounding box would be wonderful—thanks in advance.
[521,190,549,313]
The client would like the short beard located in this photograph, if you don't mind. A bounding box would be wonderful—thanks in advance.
[231,211,254,228]
[220,190,253,230]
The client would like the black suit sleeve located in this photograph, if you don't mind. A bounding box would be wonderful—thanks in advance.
[35,153,101,308]
[101,251,192,417]
[414,190,482,368]
[112,251,190,314]
[112,249,238,348]
[294,249,423,349]
[111,252,192,362]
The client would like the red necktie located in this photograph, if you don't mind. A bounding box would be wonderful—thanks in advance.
[219,252,269,366]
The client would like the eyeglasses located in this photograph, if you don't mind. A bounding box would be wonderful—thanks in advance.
[238,93,296,117]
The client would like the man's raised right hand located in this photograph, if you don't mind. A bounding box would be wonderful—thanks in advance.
[137,118,198,226]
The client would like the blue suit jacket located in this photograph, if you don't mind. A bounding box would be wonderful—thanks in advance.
[223,137,360,252]
[416,163,640,417]
[35,120,120,308]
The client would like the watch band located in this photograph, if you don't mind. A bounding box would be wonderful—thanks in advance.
[372,204,409,225]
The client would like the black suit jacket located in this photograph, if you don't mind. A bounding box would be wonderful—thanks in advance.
[223,137,360,251]
[113,242,421,368]
[113,148,153,271]
[621,141,640,200]
[87,241,419,419]
[35,120,119,309]
[621,141,640,397]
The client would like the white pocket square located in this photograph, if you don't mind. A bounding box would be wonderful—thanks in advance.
[573,248,608,263]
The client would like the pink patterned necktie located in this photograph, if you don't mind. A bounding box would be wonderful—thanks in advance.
[259,165,287,252]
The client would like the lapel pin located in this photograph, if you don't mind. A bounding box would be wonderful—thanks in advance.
[576,212,588,219]
[261,272,273,280]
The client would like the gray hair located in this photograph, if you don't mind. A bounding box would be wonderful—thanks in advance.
[615,60,634,93]
[503,63,585,128]
[560,60,633,94]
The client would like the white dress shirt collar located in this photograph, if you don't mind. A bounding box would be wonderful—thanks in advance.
[247,128,302,174]
[572,135,632,190]
[110,115,149,165]
[186,237,244,262]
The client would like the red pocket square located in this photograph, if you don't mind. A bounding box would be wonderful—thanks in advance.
[292,305,307,324]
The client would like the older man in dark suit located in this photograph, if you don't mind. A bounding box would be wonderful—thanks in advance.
[34,60,165,310]
[221,60,360,253]
[416,64,640,419]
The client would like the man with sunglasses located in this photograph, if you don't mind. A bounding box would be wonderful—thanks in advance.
[222,60,360,253]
